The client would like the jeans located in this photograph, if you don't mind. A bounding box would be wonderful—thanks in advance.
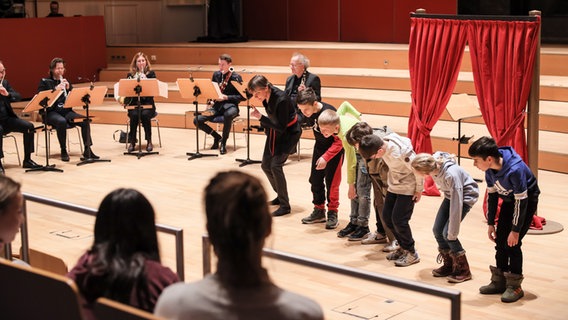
[349,153,371,226]
[433,198,471,253]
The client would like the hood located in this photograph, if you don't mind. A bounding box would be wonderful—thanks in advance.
[433,151,456,176]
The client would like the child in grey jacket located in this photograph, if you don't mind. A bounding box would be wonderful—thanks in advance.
[412,152,479,283]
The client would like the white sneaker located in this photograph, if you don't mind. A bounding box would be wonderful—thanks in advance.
[361,231,388,245]
[395,250,420,267]
[382,240,399,252]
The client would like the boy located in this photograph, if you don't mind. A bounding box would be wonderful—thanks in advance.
[296,88,344,229]
[317,103,370,240]
[359,133,423,267]
[468,136,539,303]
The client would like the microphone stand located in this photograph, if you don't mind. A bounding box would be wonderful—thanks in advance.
[236,88,261,167]
[77,87,111,166]
[26,96,63,173]
[187,84,217,160]
[124,77,159,159]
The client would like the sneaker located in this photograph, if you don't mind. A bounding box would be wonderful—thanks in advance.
[382,240,400,252]
[337,222,357,238]
[361,231,388,245]
[325,211,339,229]
[395,250,420,267]
[348,226,370,241]
[386,248,404,261]
[301,208,326,224]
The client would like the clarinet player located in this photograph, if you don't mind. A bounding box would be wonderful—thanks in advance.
[193,54,244,155]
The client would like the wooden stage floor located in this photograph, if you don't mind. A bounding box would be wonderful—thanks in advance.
[4,122,567,319]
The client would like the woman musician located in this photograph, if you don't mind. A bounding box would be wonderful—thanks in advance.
[118,52,158,153]
[193,53,244,155]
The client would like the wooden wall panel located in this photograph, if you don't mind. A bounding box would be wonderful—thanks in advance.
[0,16,107,99]
[288,0,339,41]
[393,0,457,43]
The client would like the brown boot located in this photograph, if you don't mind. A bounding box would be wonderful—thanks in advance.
[432,249,453,277]
[479,265,506,294]
[447,251,472,283]
[501,272,524,303]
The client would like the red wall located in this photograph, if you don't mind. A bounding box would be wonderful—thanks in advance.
[0,16,107,99]
[244,0,456,43]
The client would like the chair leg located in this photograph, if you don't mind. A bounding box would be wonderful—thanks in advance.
[72,126,83,153]
[298,138,301,161]
[152,118,162,147]
[125,119,130,149]
[3,135,21,166]
[232,121,236,151]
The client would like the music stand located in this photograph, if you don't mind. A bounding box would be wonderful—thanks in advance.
[446,93,482,165]
[232,81,261,167]
[117,78,165,159]
[64,85,111,166]
[177,78,219,160]
[23,89,64,173]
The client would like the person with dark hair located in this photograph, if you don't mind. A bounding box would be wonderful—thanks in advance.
[247,75,301,217]
[296,88,343,229]
[0,61,43,173]
[155,171,323,320]
[412,152,479,283]
[0,175,23,247]
[117,52,158,152]
[193,53,244,154]
[67,188,179,319]
[345,122,397,250]
[358,133,423,267]
[468,136,539,303]
[37,57,98,162]
[46,1,64,17]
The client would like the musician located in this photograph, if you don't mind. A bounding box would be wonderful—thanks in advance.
[285,53,321,108]
[0,61,43,173]
[285,53,321,153]
[248,75,301,217]
[193,54,244,155]
[119,52,158,153]
[37,57,98,162]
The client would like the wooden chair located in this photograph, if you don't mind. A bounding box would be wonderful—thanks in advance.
[94,297,164,320]
[203,115,241,151]
[125,114,162,149]
[0,258,85,320]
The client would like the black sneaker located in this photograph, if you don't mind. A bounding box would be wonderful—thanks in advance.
[326,211,339,229]
[337,222,358,238]
[348,226,370,241]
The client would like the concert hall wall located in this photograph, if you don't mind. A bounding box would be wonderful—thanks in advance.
[0,16,106,99]
[242,0,457,43]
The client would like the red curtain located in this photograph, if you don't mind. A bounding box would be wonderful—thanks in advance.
[466,18,540,160]
[408,17,468,196]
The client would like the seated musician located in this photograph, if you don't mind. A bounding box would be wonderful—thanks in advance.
[193,54,245,155]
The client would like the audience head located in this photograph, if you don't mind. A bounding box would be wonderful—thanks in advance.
[346,122,373,147]
[129,52,152,75]
[358,134,386,160]
[94,188,160,261]
[49,57,65,78]
[316,109,340,138]
[290,53,309,77]
[248,74,271,101]
[205,171,272,287]
[0,176,23,245]
[468,136,502,172]
[50,1,60,14]
[295,88,318,117]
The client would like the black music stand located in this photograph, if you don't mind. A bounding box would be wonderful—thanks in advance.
[23,89,64,173]
[118,78,164,159]
[177,78,219,160]
[64,85,111,166]
[233,81,261,167]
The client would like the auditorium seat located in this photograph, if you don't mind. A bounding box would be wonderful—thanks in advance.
[94,297,164,320]
[0,258,85,320]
